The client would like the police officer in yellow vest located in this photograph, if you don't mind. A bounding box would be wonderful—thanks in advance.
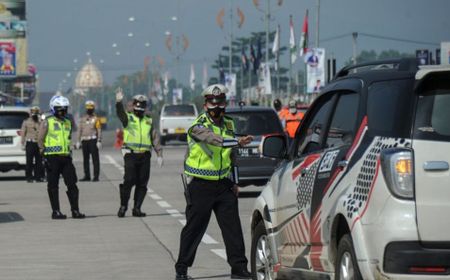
[38,95,85,220]
[175,84,253,280]
[115,88,163,218]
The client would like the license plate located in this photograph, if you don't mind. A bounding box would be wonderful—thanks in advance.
[0,136,13,145]
[175,128,185,134]
[237,148,259,157]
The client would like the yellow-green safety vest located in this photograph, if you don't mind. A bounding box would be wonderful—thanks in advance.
[184,113,235,180]
[123,113,153,152]
[44,116,72,155]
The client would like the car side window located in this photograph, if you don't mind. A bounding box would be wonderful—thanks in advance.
[325,93,359,148]
[296,96,334,157]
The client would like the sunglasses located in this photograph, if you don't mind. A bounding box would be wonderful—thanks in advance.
[206,100,226,109]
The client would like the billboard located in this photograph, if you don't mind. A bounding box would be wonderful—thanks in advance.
[0,1,26,38]
[0,41,15,76]
[416,49,429,65]
[305,48,326,94]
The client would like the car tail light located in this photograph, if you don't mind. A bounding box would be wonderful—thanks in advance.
[17,130,22,136]
[409,267,447,274]
[380,148,414,199]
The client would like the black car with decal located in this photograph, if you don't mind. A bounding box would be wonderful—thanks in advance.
[226,106,285,187]
[250,58,450,280]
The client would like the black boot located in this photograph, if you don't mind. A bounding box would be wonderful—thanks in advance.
[231,267,252,279]
[48,189,66,219]
[132,186,147,217]
[52,210,67,219]
[66,189,85,219]
[132,208,146,217]
[117,206,127,217]
[118,184,130,218]
[79,176,90,182]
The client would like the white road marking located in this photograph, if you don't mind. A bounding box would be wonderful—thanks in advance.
[166,209,183,218]
[157,201,172,208]
[211,249,226,260]
[149,194,162,200]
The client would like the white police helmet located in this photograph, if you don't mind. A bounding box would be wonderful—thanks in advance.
[132,95,148,111]
[202,84,228,104]
[85,100,95,109]
[49,95,70,114]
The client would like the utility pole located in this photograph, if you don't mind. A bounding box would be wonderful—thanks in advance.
[265,0,270,65]
[352,32,358,65]
[229,1,233,77]
[316,0,320,48]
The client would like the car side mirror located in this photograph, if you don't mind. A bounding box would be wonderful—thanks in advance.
[261,135,287,159]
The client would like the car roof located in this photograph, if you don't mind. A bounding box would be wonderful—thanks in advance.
[226,106,275,113]
[0,106,30,113]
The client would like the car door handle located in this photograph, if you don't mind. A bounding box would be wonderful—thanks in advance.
[423,161,449,172]
[337,160,349,169]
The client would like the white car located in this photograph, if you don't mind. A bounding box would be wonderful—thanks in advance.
[251,59,450,280]
[0,107,29,173]
[159,104,198,145]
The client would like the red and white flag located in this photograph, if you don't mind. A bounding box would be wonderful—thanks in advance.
[299,10,309,57]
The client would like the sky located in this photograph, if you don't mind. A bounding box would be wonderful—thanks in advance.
[27,0,450,92]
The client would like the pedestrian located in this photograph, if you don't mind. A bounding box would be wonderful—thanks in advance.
[284,100,304,142]
[115,88,163,218]
[76,100,102,182]
[175,84,253,280]
[21,106,45,182]
[38,95,85,219]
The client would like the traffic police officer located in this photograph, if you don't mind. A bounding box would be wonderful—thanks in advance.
[115,88,163,218]
[175,84,253,280]
[21,106,44,182]
[76,100,102,182]
[38,95,86,220]
[284,100,304,141]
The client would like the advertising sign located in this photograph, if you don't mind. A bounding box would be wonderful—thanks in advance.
[305,48,325,94]
[224,73,236,98]
[0,41,15,76]
[258,63,272,95]
[172,88,183,104]
[0,1,26,38]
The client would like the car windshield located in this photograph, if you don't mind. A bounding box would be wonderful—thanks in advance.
[228,111,283,136]
[163,105,196,117]
[0,112,28,129]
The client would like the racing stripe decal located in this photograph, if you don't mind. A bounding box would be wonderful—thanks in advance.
[292,153,321,180]
[310,206,324,271]
[345,116,368,160]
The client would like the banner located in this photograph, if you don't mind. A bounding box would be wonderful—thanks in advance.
[305,48,325,94]
[258,63,272,95]
[172,88,183,104]
[0,41,16,76]
[224,73,236,98]
[0,1,26,38]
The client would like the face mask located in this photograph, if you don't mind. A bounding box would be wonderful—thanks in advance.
[289,108,297,114]
[56,110,67,118]
[87,109,94,115]
[134,110,144,118]
[207,107,225,119]
[32,115,39,121]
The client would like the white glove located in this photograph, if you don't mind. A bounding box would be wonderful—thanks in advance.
[115,87,124,102]
[96,141,102,149]
[157,157,163,168]
[75,142,81,149]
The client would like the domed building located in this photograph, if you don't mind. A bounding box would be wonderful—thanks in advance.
[75,58,103,89]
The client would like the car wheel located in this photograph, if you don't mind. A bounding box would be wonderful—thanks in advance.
[251,221,275,280]
[335,234,362,280]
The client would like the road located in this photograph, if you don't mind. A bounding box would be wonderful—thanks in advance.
[0,140,262,280]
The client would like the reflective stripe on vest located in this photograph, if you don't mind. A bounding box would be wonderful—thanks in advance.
[123,113,153,152]
[44,116,71,155]
[184,113,235,181]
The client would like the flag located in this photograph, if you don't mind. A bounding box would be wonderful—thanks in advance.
[202,62,208,89]
[163,71,169,96]
[272,24,280,70]
[190,64,195,91]
[289,15,297,64]
[251,38,262,74]
[299,10,309,57]
[241,46,248,72]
